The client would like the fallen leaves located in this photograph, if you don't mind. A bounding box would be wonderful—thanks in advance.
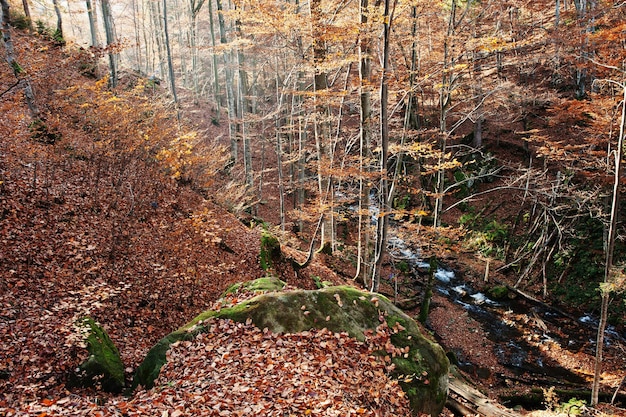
[13,319,411,416]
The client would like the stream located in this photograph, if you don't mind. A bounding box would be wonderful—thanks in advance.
[386,234,625,389]
[344,191,624,393]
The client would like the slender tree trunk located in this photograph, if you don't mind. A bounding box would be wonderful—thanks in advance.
[275,54,286,230]
[434,0,456,229]
[52,0,63,40]
[20,0,32,30]
[141,0,155,75]
[162,0,178,104]
[189,0,206,99]
[0,0,38,117]
[217,0,238,163]
[371,0,395,292]
[149,0,166,83]
[309,0,333,253]
[555,0,561,27]
[101,0,118,88]
[173,0,187,88]
[234,4,251,186]
[86,0,99,47]
[592,81,626,406]
[207,0,221,117]
[132,0,142,71]
[355,0,373,284]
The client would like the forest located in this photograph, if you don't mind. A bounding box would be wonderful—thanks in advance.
[1,0,626,415]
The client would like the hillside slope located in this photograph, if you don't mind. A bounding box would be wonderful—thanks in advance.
[0,30,343,406]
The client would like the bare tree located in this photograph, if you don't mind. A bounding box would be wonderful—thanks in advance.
[101,0,118,87]
[85,0,99,47]
[162,0,178,104]
[0,0,38,117]
[592,77,626,406]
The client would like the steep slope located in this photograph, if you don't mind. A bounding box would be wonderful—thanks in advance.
[0,30,289,404]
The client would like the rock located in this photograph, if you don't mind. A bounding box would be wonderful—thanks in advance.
[69,317,125,393]
[134,283,449,416]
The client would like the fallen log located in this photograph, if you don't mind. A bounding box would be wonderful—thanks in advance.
[447,369,521,417]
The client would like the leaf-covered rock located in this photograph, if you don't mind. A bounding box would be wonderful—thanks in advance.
[135,283,449,416]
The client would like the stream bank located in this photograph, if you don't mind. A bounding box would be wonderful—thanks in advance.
[381,233,626,412]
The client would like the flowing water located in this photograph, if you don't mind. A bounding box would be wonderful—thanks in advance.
[386,232,624,385]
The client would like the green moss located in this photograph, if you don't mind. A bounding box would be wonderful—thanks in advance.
[132,330,196,389]
[10,60,24,75]
[178,310,218,332]
[260,230,281,271]
[221,276,286,297]
[71,317,125,393]
[488,285,509,300]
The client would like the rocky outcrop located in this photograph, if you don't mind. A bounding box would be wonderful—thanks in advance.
[134,280,449,416]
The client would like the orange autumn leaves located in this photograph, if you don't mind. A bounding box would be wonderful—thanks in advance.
[21,319,411,416]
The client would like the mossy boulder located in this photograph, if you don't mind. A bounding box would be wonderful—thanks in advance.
[69,317,125,393]
[134,285,449,416]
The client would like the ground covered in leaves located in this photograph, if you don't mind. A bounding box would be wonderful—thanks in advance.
[15,319,411,416]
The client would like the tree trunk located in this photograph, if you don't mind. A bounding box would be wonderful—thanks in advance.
[217,0,238,163]
[52,0,63,40]
[275,56,286,230]
[207,0,221,118]
[162,0,178,104]
[101,0,118,88]
[434,0,457,228]
[85,0,99,47]
[0,0,39,117]
[592,81,626,406]
[189,0,206,99]
[20,0,32,30]
[234,4,251,186]
[309,0,333,253]
[371,0,395,291]
[131,0,141,70]
[355,0,373,284]
[149,0,166,83]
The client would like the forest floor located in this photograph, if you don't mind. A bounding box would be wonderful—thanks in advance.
[1,30,625,416]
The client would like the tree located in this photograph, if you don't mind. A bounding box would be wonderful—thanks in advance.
[189,0,206,97]
[52,0,63,40]
[85,0,99,47]
[590,67,626,406]
[162,0,178,104]
[101,0,118,88]
[0,0,39,117]
[20,0,32,30]
[371,0,396,291]
[354,0,374,283]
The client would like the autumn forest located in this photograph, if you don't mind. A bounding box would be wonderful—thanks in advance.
[1,0,626,415]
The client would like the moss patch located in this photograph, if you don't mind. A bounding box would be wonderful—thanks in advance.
[221,276,286,297]
[260,230,281,271]
[70,317,125,393]
[133,330,197,390]
[488,285,509,300]
[134,284,449,416]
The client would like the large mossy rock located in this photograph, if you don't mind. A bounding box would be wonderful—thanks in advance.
[69,317,125,393]
[134,281,449,416]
